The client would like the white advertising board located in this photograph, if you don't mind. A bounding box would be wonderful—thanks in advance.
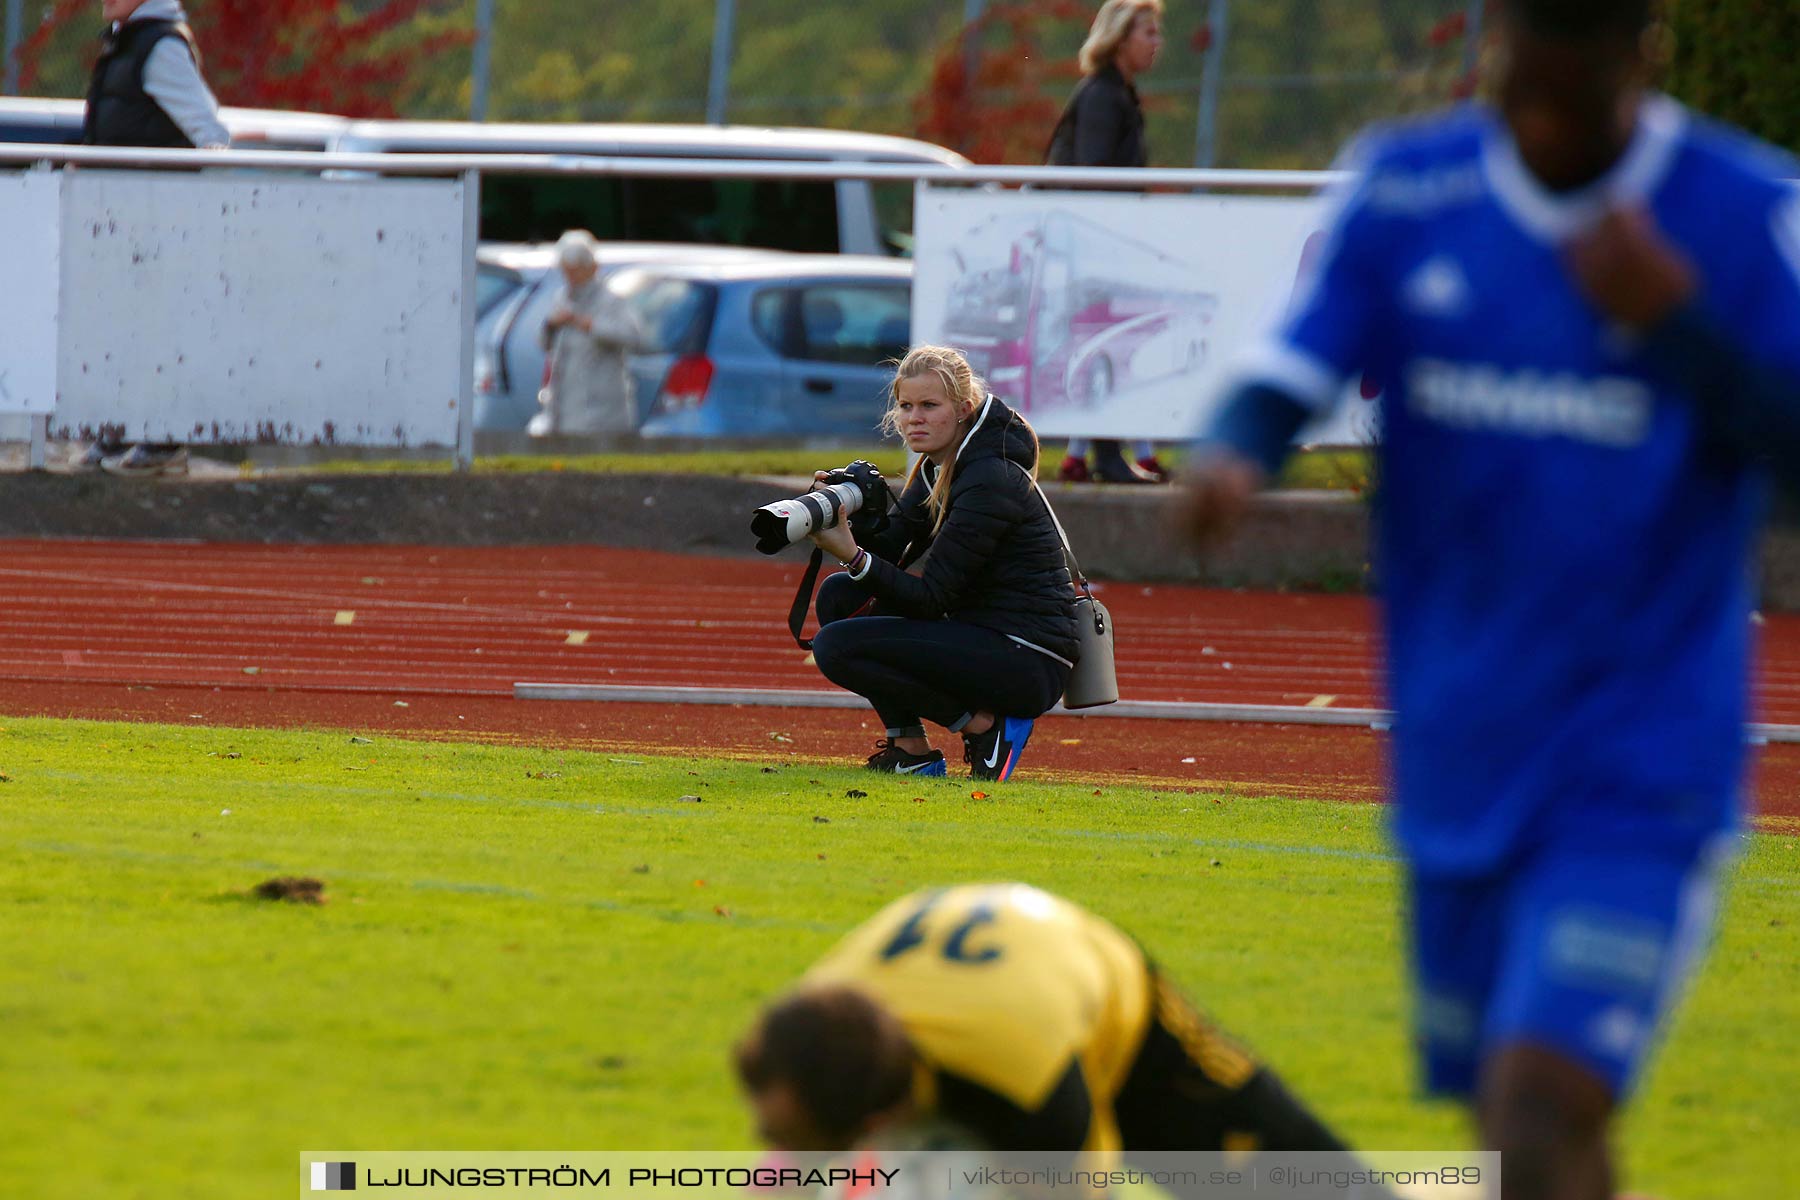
[55,170,466,446]
[0,169,62,416]
[912,186,1379,445]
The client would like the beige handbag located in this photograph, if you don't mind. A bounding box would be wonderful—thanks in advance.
[1031,478,1119,709]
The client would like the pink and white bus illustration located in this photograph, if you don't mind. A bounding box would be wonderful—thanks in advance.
[941,211,1217,415]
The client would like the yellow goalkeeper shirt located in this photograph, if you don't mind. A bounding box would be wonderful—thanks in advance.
[804,883,1154,1152]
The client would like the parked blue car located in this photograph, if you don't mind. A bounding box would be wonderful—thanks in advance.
[622,256,913,439]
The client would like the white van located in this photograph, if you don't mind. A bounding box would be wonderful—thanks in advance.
[326,119,967,256]
[0,96,349,150]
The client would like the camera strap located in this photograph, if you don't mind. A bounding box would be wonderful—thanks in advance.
[786,469,898,651]
[787,546,827,651]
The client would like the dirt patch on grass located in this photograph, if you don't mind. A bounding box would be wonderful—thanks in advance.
[252,876,327,905]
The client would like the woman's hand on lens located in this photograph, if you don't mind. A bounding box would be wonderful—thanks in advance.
[809,521,858,563]
[810,470,832,492]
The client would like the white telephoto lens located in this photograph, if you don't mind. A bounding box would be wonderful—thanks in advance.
[749,481,863,555]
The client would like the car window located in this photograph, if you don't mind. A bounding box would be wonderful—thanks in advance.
[514,275,563,339]
[0,119,80,144]
[607,270,717,355]
[871,181,915,257]
[475,265,524,318]
[751,288,792,354]
[792,284,911,367]
[475,172,838,252]
[481,176,626,244]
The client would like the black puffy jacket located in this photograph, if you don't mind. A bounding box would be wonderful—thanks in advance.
[854,395,1080,664]
[1045,64,1147,169]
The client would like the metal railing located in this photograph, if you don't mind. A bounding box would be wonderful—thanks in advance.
[0,141,1342,192]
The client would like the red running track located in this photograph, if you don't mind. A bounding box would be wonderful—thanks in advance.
[0,539,1795,826]
[0,540,1384,705]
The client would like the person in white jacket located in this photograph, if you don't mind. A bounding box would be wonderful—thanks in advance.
[532,231,644,436]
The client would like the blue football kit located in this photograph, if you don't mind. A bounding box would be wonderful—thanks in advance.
[1208,95,1800,1096]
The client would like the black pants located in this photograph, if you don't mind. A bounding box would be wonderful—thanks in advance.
[1113,973,1394,1199]
[810,573,1068,736]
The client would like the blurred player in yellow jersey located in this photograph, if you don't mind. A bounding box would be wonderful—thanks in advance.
[735,883,1357,1160]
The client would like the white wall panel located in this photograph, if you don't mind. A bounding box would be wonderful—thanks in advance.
[0,170,62,416]
[55,170,466,446]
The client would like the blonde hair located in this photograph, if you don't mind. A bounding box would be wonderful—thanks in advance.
[881,345,987,535]
[1079,0,1163,75]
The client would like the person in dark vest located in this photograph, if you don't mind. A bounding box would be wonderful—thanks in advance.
[1046,0,1169,486]
[77,0,229,476]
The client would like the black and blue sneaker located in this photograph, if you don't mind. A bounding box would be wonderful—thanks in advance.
[865,739,947,777]
[963,717,1034,782]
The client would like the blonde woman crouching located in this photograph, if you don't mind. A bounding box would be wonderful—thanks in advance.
[805,345,1078,782]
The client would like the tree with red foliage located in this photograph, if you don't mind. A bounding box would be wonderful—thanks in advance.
[916,0,1093,165]
[17,0,468,117]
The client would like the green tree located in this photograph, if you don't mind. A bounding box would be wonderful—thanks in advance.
[15,0,1499,169]
[18,0,466,116]
[1664,0,1800,153]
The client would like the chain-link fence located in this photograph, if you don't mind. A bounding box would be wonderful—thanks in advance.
[7,0,1486,170]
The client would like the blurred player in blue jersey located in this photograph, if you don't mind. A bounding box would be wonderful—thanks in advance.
[1175,1,1800,1197]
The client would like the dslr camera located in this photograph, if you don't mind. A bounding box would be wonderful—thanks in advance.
[751,459,893,555]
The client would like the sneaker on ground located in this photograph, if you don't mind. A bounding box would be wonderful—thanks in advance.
[72,442,123,473]
[1092,452,1160,485]
[101,445,189,477]
[1055,454,1091,483]
[963,716,1034,782]
[865,738,947,776]
[1136,456,1171,483]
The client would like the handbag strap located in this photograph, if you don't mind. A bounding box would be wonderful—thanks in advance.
[1015,463,1095,603]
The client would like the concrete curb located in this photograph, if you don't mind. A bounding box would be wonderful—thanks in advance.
[0,470,1372,591]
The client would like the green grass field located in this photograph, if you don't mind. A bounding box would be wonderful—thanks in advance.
[3,717,1793,1199]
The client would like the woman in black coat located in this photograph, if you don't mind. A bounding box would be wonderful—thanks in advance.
[805,346,1078,783]
[1047,0,1169,486]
